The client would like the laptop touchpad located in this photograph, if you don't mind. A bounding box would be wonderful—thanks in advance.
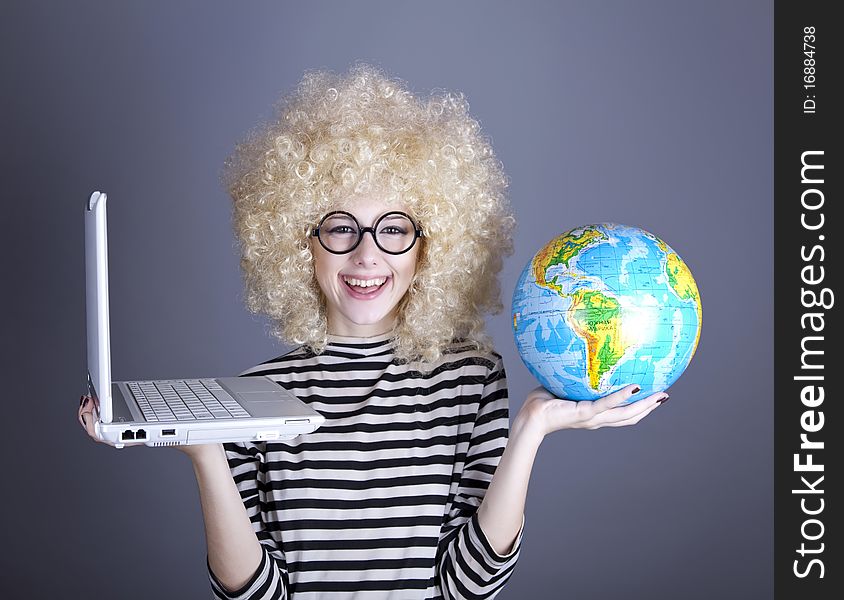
[239,392,289,417]
[223,377,278,393]
[240,392,284,403]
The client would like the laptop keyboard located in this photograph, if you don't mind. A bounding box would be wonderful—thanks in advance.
[127,379,251,422]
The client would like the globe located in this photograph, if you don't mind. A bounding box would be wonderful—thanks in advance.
[511,223,701,402]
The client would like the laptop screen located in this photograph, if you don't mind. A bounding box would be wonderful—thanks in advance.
[85,191,113,424]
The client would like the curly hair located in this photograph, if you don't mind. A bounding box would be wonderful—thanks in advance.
[224,62,514,365]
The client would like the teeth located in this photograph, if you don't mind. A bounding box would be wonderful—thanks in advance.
[342,276,387,288]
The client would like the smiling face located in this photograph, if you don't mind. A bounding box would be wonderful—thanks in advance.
[311,196,421,337]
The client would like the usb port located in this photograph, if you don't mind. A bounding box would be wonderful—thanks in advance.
[162,429,176,436]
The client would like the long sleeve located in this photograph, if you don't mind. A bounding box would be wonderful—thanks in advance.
[436,357,524,599]
[207,441,290,600]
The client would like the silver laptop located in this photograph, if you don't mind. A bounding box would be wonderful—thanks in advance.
[85,190,325,448]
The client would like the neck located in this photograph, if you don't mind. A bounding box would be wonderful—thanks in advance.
[326,311,398,338]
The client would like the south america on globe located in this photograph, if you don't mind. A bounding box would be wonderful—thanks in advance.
[511,223,702,402]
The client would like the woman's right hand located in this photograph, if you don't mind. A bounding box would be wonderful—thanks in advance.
[78,394,101,442]
[77,394,222,461]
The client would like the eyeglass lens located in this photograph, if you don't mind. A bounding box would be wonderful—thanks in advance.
[320,213,416,253]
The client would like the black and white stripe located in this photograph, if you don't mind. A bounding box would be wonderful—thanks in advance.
[208,332,523,599]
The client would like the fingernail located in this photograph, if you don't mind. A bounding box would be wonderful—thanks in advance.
[631,386,640,394]
[83,397,90,408]
[80,395,85,406]
[657,394,670,404]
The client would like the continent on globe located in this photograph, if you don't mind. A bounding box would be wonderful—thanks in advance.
[512,223,701,402]
[567,289,629,392]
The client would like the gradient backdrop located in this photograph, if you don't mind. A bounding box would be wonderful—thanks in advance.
[2,1,772,598]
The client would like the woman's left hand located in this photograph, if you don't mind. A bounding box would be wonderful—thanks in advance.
[513,384,669,441]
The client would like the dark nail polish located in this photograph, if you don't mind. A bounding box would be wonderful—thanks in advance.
[80,395,85,406]
[631,386,640,394]
[657,395,670,404]
[83,397,90,408]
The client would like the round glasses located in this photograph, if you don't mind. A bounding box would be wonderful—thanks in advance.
[311,210,424,255]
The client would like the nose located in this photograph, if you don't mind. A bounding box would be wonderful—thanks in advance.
[351,229,381,265]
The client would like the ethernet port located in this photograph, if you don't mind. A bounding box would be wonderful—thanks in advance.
[135,429,147,440]
[121,430,136,441]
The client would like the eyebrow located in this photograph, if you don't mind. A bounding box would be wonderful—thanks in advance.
[326,211,412,225]
[342,212,410,222]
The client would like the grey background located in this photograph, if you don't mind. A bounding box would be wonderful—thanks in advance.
[1,1,772,598]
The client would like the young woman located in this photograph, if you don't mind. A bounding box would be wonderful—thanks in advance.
[79,63,667,599]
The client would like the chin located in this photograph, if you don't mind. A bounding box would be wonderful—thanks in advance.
[349,313,391,327]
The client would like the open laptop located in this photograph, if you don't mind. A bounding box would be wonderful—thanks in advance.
[85,190,325,448]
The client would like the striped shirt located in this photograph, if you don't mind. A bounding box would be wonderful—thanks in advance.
[207,332,524,599]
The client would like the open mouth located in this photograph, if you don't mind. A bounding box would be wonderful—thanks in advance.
[341,275,390,296]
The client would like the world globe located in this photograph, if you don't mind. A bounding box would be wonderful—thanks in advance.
[511,223,701,402]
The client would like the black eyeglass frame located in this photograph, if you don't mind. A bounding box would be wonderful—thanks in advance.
[311,210,424,255]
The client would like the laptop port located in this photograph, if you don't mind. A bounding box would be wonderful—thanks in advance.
[135,429,147,440]
[121,430,136,441]
[162,429,176,436]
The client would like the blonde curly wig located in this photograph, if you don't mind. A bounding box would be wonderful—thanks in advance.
[224,62,514,365]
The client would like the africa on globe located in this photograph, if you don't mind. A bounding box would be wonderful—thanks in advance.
[511,223,701,402]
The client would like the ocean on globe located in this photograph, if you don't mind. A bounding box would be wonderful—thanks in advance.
[511,223,701,402]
